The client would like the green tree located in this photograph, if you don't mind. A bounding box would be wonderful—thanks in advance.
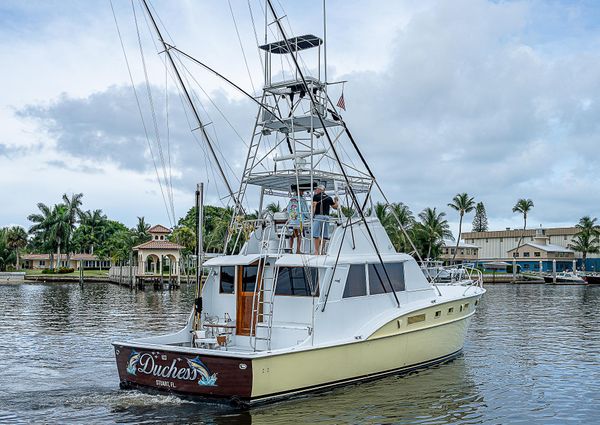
[569,216,600,271]
[61,193,83,263]
[132,216,151,246]
[50,204,71,270]
[368,202,415,253]
[471,202,488,232]
[27,202,56,265]
[387,202,415,253]
[0,228,16,271]
[265,202,281,213]
[512,198,534,255]
[448,193,476,263]
[101,229,135,264]
[6,226,28,270]
[413,207,453,260]
[95,221,133,267]
[170,226,196,254]
[77,209,107,253]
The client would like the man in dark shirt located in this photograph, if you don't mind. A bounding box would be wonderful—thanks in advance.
[312,184,338,254]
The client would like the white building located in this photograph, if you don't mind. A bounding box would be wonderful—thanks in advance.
[462,227,600,272]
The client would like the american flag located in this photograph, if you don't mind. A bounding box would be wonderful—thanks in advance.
[336,92,346,111]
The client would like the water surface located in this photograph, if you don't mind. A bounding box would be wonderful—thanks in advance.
[0,282,598,424]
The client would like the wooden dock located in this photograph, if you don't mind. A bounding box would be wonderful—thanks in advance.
[107,265,194,290]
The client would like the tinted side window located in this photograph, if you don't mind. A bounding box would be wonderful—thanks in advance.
[276,267,319,296]
[343,264,367,298]
[241,265,259,292]
[220,266,235,294]
[368,263,405,294]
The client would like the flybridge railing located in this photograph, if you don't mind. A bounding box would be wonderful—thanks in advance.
[230,214,342,256]
[422,263,484,290]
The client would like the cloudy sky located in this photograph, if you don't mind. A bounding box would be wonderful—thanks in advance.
[2,0,600,236]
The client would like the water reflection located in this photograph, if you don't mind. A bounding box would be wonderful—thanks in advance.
[0,282,599,424]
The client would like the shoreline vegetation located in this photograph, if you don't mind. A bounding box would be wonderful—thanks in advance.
[1,192,599,273]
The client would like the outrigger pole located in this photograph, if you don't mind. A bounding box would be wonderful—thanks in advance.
[265,0,400,308]
[193,183,204,330]
[140,0,238,206]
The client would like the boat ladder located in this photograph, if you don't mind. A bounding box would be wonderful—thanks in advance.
[250,221,288,351]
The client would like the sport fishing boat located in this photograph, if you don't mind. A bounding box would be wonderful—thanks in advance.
[112,0,485,405]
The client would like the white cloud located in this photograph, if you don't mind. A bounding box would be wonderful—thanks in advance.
[2,0,600,237]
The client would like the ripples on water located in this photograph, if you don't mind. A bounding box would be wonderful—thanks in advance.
[0,282,598,424]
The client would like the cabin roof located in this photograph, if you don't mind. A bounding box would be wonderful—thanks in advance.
[203,254,264,267]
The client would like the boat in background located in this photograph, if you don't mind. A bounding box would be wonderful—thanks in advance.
[544,272,587,285]
[583,274,600,285]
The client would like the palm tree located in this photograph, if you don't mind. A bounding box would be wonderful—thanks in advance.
[62,193,83,262]
[448,193,476,263]
[79,209,107,254]
[512,198,534,255]
[6,226,28,270]
[133,216,151,246]
[569,216,600,271]
[50,205,71,270]
[416,207,453,259]
[265,202,281,213]
[0,228,13,271]
[386,202,415,253]
[28,202,56,266]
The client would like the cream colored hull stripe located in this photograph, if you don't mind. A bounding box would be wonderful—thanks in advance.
[251,315,471,397]
[250,348,463,403]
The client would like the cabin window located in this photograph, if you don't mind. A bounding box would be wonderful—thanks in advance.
[275,267,318,296]
[219,266,235,294]
[435,310,441,318]
[343,264,367,298]
[368,262,405,295]
[241,265,259,292]
[408,314,426,324]
[448,307,454,314]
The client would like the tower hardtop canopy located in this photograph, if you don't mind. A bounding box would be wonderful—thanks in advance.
[259,34,323,54]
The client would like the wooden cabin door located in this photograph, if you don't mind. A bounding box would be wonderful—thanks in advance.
[236,264,262,336]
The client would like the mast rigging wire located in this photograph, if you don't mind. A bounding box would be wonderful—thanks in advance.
[227,0,257,95]
[109,0,173,225]
[132,0,176,224]
[140,0,239,209]
[246,0,264,69]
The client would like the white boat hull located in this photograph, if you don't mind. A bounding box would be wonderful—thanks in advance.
[115,297,478,404]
